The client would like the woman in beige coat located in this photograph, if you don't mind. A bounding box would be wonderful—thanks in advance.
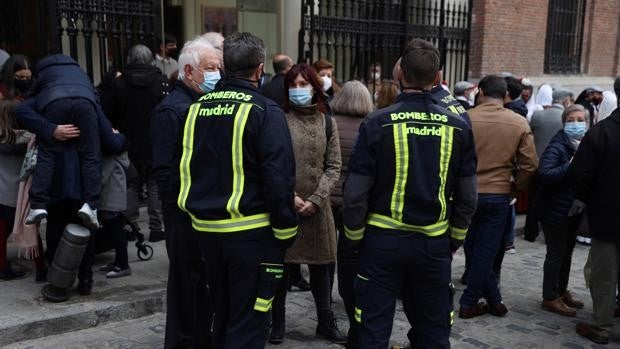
[269,63,345,345]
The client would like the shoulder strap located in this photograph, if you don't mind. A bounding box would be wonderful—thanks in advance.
[324,112,333,143]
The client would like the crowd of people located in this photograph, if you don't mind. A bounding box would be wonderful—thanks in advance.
[0,30,619,348]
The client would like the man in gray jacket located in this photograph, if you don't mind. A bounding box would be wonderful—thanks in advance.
[530,89,573,158]
[524,89,573,241]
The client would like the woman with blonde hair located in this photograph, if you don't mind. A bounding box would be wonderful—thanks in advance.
[329,80,375,347]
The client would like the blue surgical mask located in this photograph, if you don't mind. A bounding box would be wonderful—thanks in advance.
[289,87,313,106]
[564,121,587,139]
[199,70,221,93]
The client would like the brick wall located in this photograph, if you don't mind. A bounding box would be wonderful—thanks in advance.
[469,0,620,79]
[581,0,620,76]
[469,0,549,78]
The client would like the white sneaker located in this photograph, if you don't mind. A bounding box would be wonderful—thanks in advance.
[77,203,100,230]
[106,267,131,278]
[506,247,516,254]
[25,209,47,225]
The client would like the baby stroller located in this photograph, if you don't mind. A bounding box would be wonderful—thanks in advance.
[94,213,154,261]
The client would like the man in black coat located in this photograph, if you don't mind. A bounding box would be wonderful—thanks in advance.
[151,36,221,349]
[260,54,292,107]
[100,44,170,242]
[570,77,620,345]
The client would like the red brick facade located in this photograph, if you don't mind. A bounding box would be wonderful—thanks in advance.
[469,0,620,79]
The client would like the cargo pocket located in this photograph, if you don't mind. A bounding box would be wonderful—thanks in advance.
[354,274,370,324]
[253,263,284,312]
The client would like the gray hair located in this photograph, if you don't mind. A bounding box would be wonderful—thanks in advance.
[177,37,218,81]
[330,80,375,116]
[552,89,573,103]
[201,32,224,51]
[562,104,590,126]
[126,44,153,65]
[223,32,266,78]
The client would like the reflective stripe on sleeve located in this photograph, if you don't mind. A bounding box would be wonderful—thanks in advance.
[177,103,201,211]
[438,126,454,220]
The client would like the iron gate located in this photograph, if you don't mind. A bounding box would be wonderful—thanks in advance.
[52,0,158,82]
[298,0,471,89]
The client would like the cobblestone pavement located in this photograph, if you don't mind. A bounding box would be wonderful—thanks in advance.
[8,224,620,348]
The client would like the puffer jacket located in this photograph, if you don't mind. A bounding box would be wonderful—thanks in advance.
[536,130,576,226]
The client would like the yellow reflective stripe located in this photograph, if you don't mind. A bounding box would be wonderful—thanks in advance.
[254,297,273,312]
[450,310,455,325]
[273,226,298,240]
[190,213,270,233]
[438,126,454,220]
[450,225,467,240]
[177,103,201,211]
[344,226,365,241]
[390,123,409,221]
[226,103,253,218]
[355,307,362,323]
[367,213,448,236]
[356,274,369,281]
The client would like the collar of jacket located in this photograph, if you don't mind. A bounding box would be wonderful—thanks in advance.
[220,77,260,92]
[550,103,564,110]
[291,103,318,116]
[177,79,202,101]
[475,101,505,113]
[395,90,437,104]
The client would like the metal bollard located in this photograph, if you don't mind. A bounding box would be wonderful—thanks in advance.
[47,223,91,289]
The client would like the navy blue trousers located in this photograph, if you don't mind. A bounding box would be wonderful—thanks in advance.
[460,194,510,308]
[31,97,101,208]
[355,230,453,349]
[197,228,284,349]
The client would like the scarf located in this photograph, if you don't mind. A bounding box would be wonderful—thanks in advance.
[12,137,40,259]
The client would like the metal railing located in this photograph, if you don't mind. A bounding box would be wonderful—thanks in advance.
[298,0,471,90]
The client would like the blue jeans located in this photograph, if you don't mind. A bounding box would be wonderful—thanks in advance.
[460,194,510,307]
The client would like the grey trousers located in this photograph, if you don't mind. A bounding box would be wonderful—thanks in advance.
[126,173,163,233]
[589,237,620,327]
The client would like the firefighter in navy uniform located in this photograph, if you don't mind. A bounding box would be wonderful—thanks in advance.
[343,39,478,349]
[177,32,298,349]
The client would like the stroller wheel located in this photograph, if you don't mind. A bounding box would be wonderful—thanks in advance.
[137,244,154,261]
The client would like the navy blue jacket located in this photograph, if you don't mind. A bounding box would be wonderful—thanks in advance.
[505,99,528,118]
[536,130,576,226]
[176,77,298,238]
[15,98,127,203]
[31,54,96,112]
[151,81,201,204]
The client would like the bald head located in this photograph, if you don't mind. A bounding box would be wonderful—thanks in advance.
[273,54,293,74]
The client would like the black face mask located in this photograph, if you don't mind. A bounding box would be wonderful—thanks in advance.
[14,79,32,95]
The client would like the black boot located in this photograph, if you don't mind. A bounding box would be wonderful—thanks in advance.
[77,278,93,296]
[316,310,347,344]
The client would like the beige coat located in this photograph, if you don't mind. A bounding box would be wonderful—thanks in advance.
[284,106,342,265]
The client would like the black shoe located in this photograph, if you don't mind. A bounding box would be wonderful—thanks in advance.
[0,266,27,281]
[77,279,93,296]
[149,230,165,243]
[269,321,285,344]
[316,311,347,344]
[41,284,69,302]
[35,267,48,283]
[288,278,311,292]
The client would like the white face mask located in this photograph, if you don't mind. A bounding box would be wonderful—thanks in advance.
[321,76,332,92]
[372,72,381,81]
